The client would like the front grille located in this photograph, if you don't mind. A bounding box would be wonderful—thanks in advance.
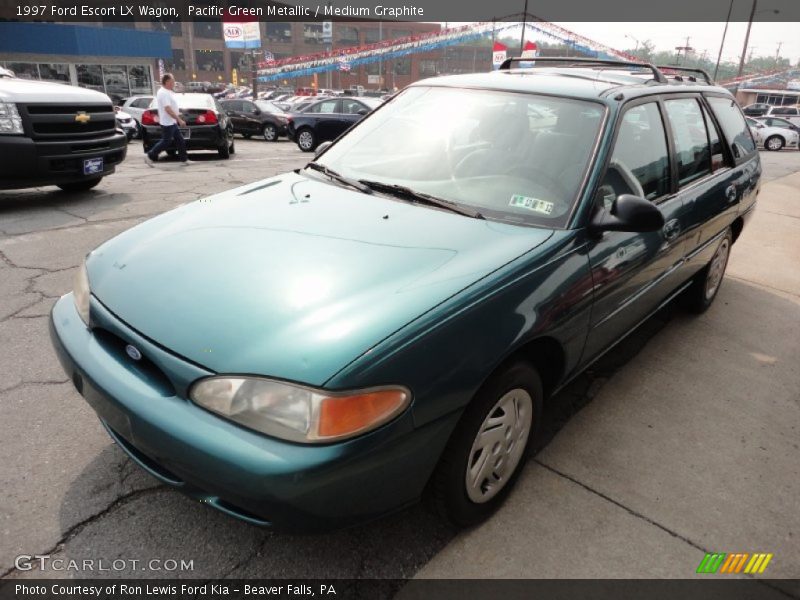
[27,104,110,115]
[92,328,176,396]
[21,102,117,140]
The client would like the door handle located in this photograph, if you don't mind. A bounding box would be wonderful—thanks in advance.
[662,219,681,241]
[726,184,738,203]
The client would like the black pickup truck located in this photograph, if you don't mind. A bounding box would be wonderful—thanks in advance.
[0,74,127,191]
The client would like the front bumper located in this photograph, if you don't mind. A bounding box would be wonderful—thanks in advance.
[49,294,453,531]
[0,132,127,190]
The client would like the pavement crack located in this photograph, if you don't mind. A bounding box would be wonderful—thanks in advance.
[0,485,165,579]
[219,534,271,580]
[535,459,708,552]
[0,379,70,395]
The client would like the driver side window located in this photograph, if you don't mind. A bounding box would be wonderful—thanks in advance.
[597,102,670,210]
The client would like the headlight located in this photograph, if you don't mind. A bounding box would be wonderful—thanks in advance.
[73,261,91,325]
[0,102,23,135]
[190,377,410,443]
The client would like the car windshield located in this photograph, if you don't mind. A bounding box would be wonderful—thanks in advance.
[314,86,605,227]
[149,93,215,110]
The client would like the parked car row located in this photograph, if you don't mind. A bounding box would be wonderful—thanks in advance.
[746,116,800,151]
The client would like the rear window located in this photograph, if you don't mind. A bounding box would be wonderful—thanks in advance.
[707,96,756,161]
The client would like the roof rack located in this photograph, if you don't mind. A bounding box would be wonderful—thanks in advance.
[656,65,714,84]
[498,56,669,84]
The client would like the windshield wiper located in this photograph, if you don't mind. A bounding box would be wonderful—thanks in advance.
[305,162,373,194]
[358,180,484,219]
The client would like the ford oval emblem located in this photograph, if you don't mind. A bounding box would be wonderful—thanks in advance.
[125,344,142,361]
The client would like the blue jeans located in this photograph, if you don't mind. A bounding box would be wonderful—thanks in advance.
[147,124,187,162]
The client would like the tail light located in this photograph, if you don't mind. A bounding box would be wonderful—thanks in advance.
[196,110,218,125]
[141,110,158,125]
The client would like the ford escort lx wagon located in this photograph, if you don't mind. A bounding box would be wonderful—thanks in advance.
[50,58,760,530]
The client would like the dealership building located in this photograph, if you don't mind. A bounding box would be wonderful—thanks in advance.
[1,20,491,93]
[0,22,171,101]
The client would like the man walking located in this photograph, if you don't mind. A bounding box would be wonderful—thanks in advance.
[144,73,189,166]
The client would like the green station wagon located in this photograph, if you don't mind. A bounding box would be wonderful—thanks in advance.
[50,58,760,530]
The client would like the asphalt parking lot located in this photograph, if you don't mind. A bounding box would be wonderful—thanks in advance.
[1,140,798,586]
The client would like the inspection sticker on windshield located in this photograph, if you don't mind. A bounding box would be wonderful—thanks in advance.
[509,194,554,215]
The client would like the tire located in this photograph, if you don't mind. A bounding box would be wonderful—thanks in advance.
[262,123,278,142]
[428,360,543,527]
[296,128,316,152]
[229,137,235,155]
[57,178,102,192]
[683,228,733,314]
[764,135,785,151]
[218,140,231,159]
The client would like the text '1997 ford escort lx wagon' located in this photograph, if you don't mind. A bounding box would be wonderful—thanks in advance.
[50,58,760,531]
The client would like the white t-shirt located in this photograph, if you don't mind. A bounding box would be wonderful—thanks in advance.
[156,87,179,126]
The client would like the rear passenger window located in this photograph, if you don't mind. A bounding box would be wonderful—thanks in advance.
[701,104,726,171]
[707,96,757,161]
[597,102,670,208]
[665,99,711,186]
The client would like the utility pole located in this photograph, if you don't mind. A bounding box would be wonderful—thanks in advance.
[519,0,529,55]
[737,0,758,78]
[714,0,734,81]
[775,41,783,61]
[674,37,693,65]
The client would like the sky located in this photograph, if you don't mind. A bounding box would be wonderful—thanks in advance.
[551,22,800,65]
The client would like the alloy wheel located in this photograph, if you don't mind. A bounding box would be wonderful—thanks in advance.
[298,131,314,151]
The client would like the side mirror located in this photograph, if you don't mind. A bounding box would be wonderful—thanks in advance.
[314,140,333,158]
[252,109,261,115]
[590,194,665,234]
[357,109,368,116]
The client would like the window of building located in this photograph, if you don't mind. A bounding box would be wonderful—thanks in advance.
[194,21,222,39]
[266,23,291,43]
[152,20,182,36]
[102,65,130,104]
[166,49,185,72]
[128,65,152,95]
[600,102,670,203]
[337,26,359,46]
[365,62,382,75]
[707,96,757,162]
[391,29,412,40]
[7,63,39,80]
[76,64,105,93]
[230,52,249,71]
[304,24,323,44]
[393,58,411,76]
[364,28,382,43]
[37,63,70,83]
[420,60,438,76]
[195,50,224,72]
[665,98,711,187]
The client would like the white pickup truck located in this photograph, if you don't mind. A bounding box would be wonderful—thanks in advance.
[0,71,127,191]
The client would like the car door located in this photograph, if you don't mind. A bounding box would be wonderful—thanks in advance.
[583,99,691,360]
[240,100,261,134]
[310,99,343,142]
[340,98,370,133]
[223,100,243,132]
[663,95,742,279]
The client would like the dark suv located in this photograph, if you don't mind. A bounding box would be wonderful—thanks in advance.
[220,99,291,142]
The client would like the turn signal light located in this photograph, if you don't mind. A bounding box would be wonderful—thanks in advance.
[318,390,409,438]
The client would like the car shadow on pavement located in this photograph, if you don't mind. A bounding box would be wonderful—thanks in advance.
[50,291,684,584]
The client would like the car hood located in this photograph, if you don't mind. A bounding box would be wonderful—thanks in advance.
[88,172,553,386]
[0,78,111,103]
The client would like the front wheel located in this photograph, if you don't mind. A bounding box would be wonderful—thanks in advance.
[428,361,542,527]
[296,128,316,152]
[57,178,103,192]
[683,228,733,314]
[765,135,785,151]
